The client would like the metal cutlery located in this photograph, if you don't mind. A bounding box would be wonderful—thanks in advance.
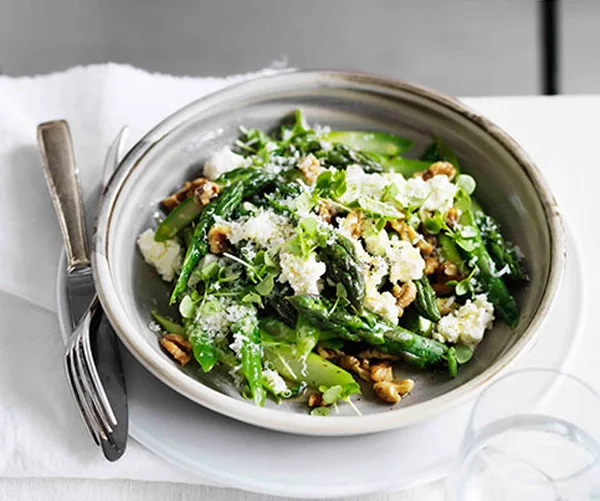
[37,121,128,461]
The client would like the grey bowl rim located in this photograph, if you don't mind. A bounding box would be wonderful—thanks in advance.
[92,69,566,436]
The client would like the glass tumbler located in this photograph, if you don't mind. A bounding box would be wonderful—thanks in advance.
[446,369,600,501]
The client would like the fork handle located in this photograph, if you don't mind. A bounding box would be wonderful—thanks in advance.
[37,120,90,271]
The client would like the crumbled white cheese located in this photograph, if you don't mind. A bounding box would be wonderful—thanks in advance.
[364,255,389,291]
[203,146,245,180]
[228,209,294,249]
[362,219,390,255]
[365,289,399,324]
[421,175,458,213]
[341,164,388,201]
[386,237,425,283]
[389,174,457,213]
[262,368,288,395]
[194,297,255,340]
[137,229,182,282]
[229,331,248,358]
[278,252,326,295]
[433,294,495,347]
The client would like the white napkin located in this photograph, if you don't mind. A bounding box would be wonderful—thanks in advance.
[0,64,280,484]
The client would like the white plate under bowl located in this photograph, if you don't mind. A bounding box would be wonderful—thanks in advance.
[56,225,585,498]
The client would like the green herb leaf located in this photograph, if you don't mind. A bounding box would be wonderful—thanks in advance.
[423,216,442,234]
[310,407,330,417]
[454,280,471,296]
[179,295,196,319]
[357,196,403,219]
[456,174,476,195]
[454,344,473,364]
[241,291,263,307]
[255,275,275,296]
[320,385,343,405]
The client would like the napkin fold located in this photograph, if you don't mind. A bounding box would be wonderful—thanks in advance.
[0,64,279,483]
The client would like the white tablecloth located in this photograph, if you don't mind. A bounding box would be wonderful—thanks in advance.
[1,65,598,499]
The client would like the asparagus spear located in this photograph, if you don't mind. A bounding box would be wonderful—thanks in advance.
[323,130,414,156]
[320,233,366,309]
[232,316,265,406]
[413,277,441,322]
[288,295,450,370]
[170,185,238,304]
[475,212,526,281]
[454,193,519,328]
[155,196,204,242]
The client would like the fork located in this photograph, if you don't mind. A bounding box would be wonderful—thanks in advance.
[38,123,129,459]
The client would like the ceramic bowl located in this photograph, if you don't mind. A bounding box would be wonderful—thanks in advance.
[93,70,565,436]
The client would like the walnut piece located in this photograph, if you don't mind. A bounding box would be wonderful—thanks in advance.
[207,223,232,254]
[392,281,417,317]
[161,177,219,211]
[446,207,460,228]
[159,334,192,366]
[437,296,458,316]
[358,348,400,361]
[194,180,220,206]
[390,220,417,243]
[439,261,461,280]
[390,221,433,256]
[308,392,324,408]
[317,199,334,224]
[342,211,364,239]
[316,345,342,360]
[370,361,394,383]
[422,161,457,181]
[298,154,323,185]
[339,354,372,382]
[373,379,415,404]
[424,256,440,276]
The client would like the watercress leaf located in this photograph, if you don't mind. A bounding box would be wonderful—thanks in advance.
[300,216,319,239]
[331,169,347,198]
[455,280,470,296]
[423,216,442,234]
[179,295,196,319]
[454,344,474,364]
[456,174,476,195]
[241,291,263,307]
[320,385,343,405]
[255,274,275,296]
[263,251,277,269]
[357,196,403,219]
[310,407,330,417]
[381,182,400,202]
[315,170,333,194]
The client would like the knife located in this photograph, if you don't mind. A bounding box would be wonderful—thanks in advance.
[37,121,129,461]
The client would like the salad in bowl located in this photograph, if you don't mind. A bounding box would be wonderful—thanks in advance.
[137,110,526,416]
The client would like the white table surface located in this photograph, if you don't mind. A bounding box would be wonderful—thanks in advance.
[3,94,599,500]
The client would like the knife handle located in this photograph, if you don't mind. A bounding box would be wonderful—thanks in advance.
[37,120,90,271]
